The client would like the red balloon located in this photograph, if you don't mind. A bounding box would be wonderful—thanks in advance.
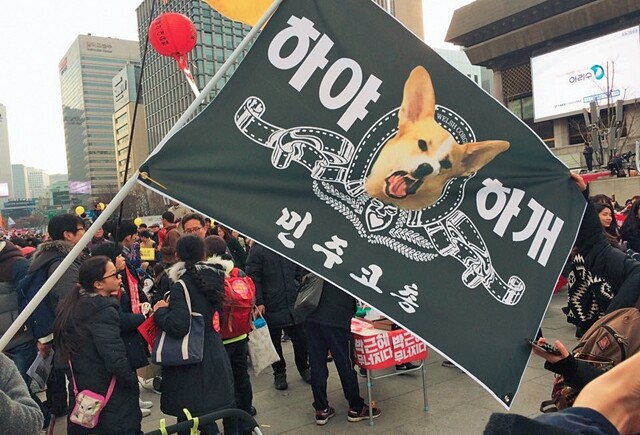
[149,12,197,59]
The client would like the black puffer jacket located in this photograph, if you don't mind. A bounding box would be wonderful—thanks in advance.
[246,244,303,328]
[306,280,357,331]
[575,200,640,311]
[65,293,141,435]
[154,260,235,417]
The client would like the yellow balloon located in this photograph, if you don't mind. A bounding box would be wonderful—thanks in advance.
[98,202,105,211]
[75,206,85,216]
[202,0,272,26]
[134,217,143,226]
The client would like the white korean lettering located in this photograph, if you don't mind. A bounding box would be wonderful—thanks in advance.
[476,178,564,267]
[349,264,383,294]
[267,15,382,132]
[312,235,348,268]
[390,283,419,314]
[268,16,319,70]
[275,208,312,248]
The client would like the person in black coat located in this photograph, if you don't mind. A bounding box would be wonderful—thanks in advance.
[53,256,142,435]
[153,236,235,435]
[246,243,310,390]
[91,242,150,372]
[306,279,381,424]
[572,174,640,312]
[621,198,640,253]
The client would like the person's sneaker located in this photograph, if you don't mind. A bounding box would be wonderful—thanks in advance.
[248,405,257,416]
[152,376,162,393]
[139,399,153,409]
[300,368,312,384]
[441,360,456,368]
[395,362,419,371]
[358,367,367,377]
[141,408,152,418]
[274,373,288,390]
[281,332,291,342]
[347,404,381,422]
[315,407,336,425]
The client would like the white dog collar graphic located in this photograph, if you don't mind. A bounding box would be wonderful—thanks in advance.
[235,96,525,305]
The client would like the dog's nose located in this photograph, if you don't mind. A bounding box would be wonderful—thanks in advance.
[414,163,433,178]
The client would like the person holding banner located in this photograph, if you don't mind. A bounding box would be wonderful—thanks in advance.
[571,174,640,313]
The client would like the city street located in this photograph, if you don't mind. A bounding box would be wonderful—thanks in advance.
[50,290,576,434]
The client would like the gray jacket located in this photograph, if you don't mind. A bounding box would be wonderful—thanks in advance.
[0,352,43,435]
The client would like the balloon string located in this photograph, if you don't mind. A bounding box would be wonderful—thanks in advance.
[176,56,200,97]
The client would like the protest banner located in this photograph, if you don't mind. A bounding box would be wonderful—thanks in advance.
[139,0,585,406]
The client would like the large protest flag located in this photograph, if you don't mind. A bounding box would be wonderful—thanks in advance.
[139,0,586,407]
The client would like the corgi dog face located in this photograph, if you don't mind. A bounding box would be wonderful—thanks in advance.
[365,66,509,210]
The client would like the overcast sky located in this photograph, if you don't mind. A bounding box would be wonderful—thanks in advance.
[0,0,472,175]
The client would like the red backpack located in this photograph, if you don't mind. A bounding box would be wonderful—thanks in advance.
[220,268,256,339]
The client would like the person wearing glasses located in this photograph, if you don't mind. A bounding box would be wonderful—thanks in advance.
[181,213,208,240]
[91,238,154,417]
[27,214,89,417]
[54,256,143,435]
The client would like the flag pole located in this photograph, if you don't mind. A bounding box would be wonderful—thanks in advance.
[0,174,139,351]
[145,0,283,160]
[0,0,284,352]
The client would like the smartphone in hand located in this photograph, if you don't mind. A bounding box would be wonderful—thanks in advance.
[525,338,562,356]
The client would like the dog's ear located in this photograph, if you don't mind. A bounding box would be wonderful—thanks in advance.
[398,66,436,131]
[458,140,510,176]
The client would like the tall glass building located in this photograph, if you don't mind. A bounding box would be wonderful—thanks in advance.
[58,35,140,199]
[136,0,424,151]
[0,104,12,206]
[136,0,252,151]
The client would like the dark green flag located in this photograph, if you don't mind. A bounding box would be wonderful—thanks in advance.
[140,0,585,407]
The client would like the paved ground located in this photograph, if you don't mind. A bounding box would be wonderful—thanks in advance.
[51,290,576,434]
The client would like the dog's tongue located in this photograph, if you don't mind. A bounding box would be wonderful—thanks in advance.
[387,174,407,198]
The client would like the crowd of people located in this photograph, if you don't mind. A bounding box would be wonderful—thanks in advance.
[3,174,640,434]
[490,173,640,435]
[0,204,382,434]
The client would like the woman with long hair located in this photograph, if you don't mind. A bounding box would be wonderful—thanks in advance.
[566,200,622,337]
[594,201,622,249]
[153,235,235,435]
[621,198,640,253]
[54,256,142,435]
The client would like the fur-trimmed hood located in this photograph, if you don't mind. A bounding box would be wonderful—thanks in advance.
[29,240,83,272]
[167,256,230,283]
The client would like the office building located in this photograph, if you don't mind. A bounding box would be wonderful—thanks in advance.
[446,0,640,170]
[11,165,28,199]
[0,104,13,206]
[435,48,493,94]
[136,0,252,150]
[137,0,426,151]
[113,63,149,188]
[27,167,50,199]
[59,35,140,198]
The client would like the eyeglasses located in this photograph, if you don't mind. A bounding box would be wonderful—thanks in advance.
[100,271,121,281]
[75,227,86,232]
[184,227,203,234]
